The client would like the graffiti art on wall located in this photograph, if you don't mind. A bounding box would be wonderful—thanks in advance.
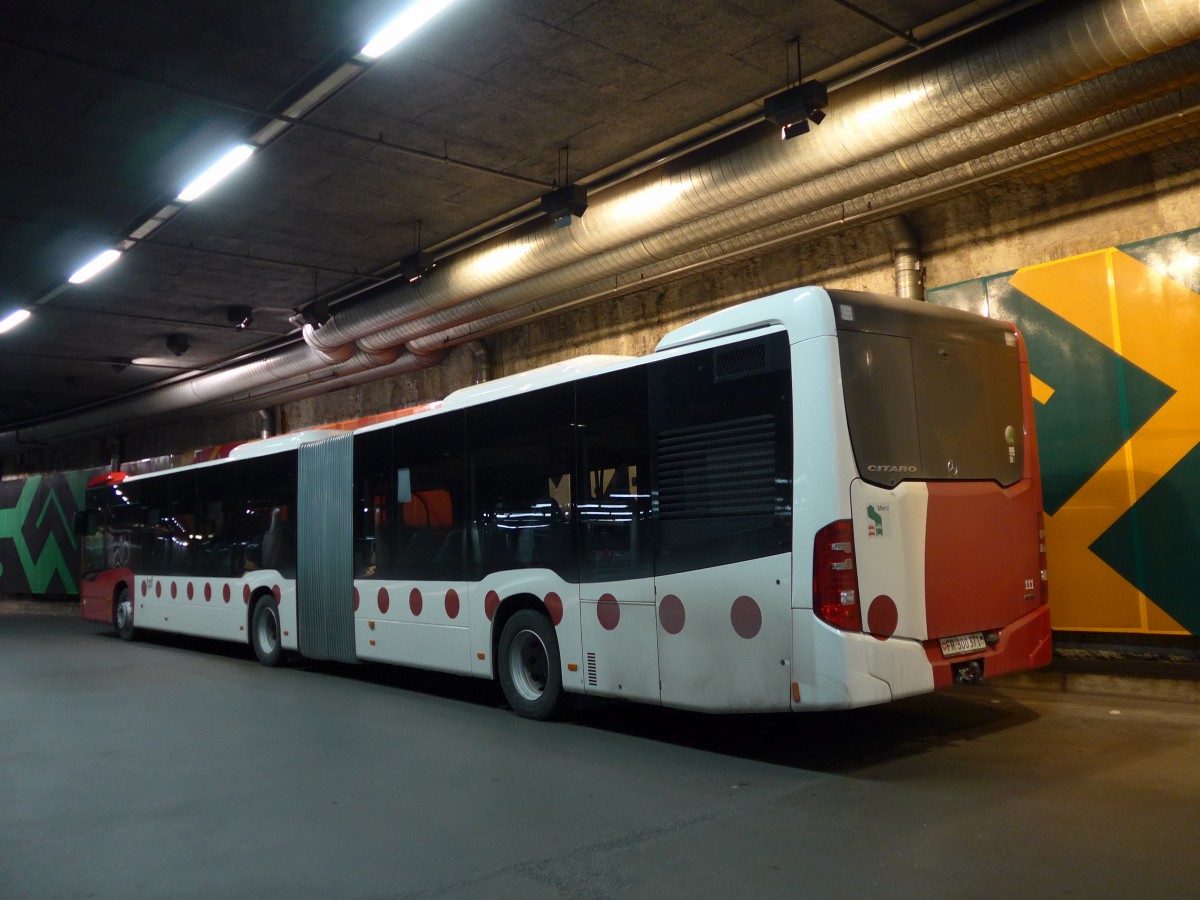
[931,226,1200,635]
[0,471,93,597]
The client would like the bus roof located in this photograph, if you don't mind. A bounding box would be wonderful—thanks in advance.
[441,355,633,408]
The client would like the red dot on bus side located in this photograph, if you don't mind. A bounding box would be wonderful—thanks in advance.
[243,584,251,605]
[868,595,898,641]
[484,590,499,621]
[445,589,460,620]
[272,584,281,602]
[353,587,360,612]
[187,582,194,601]
[377,587,390,614]
[141,581,147,597]
[731,595,762,639]
[155,581,162,599]
[544,592,563,626]
[409,588,423,617]
[659,594,685,634]
[170,582,177,600]
[597,593,620,631]
[204,583,212,603]
[222,584,231,604]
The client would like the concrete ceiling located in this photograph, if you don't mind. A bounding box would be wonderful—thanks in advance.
[0,0,1188,442]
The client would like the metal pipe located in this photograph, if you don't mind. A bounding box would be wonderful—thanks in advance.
[2,0,1199,453]
[466,340,492,385]
[257,408,276,440]
[881,216,925,300]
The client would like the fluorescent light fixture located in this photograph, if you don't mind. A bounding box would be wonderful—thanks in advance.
[177,144,255,202]
[360,0,457,59]
[68,249,122,284]
[0,309,31,334]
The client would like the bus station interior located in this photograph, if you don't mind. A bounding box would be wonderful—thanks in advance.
[3,0,1200,894]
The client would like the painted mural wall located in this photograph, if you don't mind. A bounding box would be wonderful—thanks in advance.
[0,470,93,598]
[931,226,1200,636]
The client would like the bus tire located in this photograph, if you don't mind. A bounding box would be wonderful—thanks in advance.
[498,609,566,720]
[115,587,135,642]
[251,595,283,667]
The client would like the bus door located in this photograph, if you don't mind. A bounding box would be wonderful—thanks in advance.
[575,369,660,704]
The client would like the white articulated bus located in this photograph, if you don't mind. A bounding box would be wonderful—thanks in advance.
[80,286,1051,717]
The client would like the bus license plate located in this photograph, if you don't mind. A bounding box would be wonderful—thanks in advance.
[940,632,986,657]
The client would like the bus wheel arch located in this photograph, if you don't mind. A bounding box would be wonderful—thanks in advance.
[249,590,283,667]
[494,598,567,720]
[114,583,135,641]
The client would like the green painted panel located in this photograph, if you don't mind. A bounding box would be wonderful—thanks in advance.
[987,280,1174,515]
[1090,443,1200,634]
[0,470,94,597]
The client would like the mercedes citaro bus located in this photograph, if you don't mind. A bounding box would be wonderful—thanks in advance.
[79,286,1051,718]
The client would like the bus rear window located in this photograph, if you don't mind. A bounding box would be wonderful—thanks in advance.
[836,313,1025,488]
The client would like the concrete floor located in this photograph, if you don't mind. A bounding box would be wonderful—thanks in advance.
[3,609,1199,899]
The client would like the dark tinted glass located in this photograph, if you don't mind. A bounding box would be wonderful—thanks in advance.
[130,474,175,576]
[194,465,239,577]
[82,482,140,577]
[650,332,793,575]
[388,412,468,581]
[468,385,575,580]
[238,452,299,578]
[353,428,393,578]
[838,328,1024,487]
[576,367,652,582]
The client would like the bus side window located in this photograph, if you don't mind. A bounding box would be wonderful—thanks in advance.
[390,412,466,581]
[468,385,574,580]
[649,334,793,575]
[238,452,299,578]
[354,429,393,578]
[575,367,652,582]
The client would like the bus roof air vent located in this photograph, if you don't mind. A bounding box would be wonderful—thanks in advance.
[713,342,768,381]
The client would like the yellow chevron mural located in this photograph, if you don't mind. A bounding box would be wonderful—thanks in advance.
[932,227,1200,634]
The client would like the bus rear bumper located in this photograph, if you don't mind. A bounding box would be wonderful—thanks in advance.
[923,603,1053,689]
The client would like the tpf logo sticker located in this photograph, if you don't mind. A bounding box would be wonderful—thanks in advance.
[866,504,889,538]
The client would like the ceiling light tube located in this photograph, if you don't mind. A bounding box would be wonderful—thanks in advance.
[0,309,32,334]
[68,249,122,284]
[360,0,457,59]
[177,144,256,202]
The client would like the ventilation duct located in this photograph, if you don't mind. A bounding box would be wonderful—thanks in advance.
[307,0,1200,356]
[2,0,1198,454]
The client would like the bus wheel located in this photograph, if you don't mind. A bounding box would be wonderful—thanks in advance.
[251,595,283,667]
[498,609,566,720]
[115,587,135,642]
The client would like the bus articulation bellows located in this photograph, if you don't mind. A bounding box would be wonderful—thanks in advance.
[78,286,1051,717]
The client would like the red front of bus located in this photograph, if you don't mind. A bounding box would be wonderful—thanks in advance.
[78,472,133,628]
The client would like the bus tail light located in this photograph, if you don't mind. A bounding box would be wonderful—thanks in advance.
[813,519,862,632]
[1037,511,1049,604]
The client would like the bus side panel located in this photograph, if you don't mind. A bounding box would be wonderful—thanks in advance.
[789,334,855,609]
[80,567,130,626]
[353,577,473,676]
[133,574,269,644]
[469,570,583,690]
[579,576,660,704]
[656,555,792,713]
[790,616,893,710]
